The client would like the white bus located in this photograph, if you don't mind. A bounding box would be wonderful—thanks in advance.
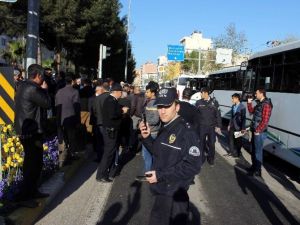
[208,41,300,168]
[176,74,208,100]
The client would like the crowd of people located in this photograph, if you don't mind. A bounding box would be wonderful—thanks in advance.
[13,64,272,225]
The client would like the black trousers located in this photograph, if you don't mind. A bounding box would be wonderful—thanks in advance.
[229,128,243,156]
[96,128,119,179]
[93,125,104,161]
[199,126,216,164]
[149,190,189,225]
[64,125,80,155]
[20,134,43,199]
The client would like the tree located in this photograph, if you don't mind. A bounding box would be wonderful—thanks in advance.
[213,23,247,55]
[0,39,25,65]
[182,51,198,74]
[0,1,27,36]
[182,50,221,75]
[0,0,136,81]
[165,62,181,81]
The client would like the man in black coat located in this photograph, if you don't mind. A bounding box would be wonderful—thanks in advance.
[92,83,110,162]
[14,64,51,208]
[96,83,129,182]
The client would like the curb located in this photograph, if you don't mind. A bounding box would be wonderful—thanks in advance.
[5,145,93,225]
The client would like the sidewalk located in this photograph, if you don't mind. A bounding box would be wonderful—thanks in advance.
[1,145,93,225]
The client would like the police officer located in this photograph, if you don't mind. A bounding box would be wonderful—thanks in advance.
[195,87,222,166]
[139,87,202,225]
[96,83,129,182]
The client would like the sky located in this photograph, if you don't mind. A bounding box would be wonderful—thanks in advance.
[118,0,300,68]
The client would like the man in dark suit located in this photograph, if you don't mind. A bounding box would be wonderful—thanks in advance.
[92,82,110,162]
[227,93,246,157]
[96,83,129,182]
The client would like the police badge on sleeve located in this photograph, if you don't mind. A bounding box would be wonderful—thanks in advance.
[189,146,201,157]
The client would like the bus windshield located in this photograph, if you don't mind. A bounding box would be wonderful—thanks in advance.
[178,77,189,86]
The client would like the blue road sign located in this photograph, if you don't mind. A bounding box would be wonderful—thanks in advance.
[167,45,185,61]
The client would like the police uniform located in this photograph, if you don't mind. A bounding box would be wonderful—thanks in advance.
[142,88,202,225]
[195,96,222,165]
[96,84,123,182]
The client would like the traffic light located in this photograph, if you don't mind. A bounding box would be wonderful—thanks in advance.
[98,44,112,78]
[102,45,111,59]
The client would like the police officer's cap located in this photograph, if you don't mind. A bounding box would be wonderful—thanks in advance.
[111,83,123,91]
[155,88,178,106]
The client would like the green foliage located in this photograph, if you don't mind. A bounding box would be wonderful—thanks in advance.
[42,58,54,68]
[0,39,25,65]
[182,50,221,74]
[0,0,135,81]
[182,51,199,74]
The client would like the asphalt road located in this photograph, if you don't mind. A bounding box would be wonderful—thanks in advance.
[35,148,300,225]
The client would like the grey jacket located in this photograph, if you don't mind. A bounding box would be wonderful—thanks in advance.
[145,98,161,134]
[55,85,80,126]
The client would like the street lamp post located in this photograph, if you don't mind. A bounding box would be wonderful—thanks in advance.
[25,0,40,75]
[124,0,132,82]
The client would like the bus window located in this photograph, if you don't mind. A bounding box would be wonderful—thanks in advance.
[282,63,300,93]
[257,66,273,90]
[243,70,255,92]
[178,77,188,86]
[271,65,283,91]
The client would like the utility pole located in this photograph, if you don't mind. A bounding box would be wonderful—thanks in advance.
[124,0,132,82]
[197,50,201,74]
[26,0,40,76]
[98,44,103,78]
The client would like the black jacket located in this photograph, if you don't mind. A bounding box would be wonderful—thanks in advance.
[14,80,51,136]
[102,95,123,129]
[142,117,202,196]
[195,97,222,128]
[178,101,200,130]
[80,85,94,111]
[93,92,110,125]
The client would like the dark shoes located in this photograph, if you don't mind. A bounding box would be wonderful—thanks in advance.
[96,177,113,183]
[34,191,50,199]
